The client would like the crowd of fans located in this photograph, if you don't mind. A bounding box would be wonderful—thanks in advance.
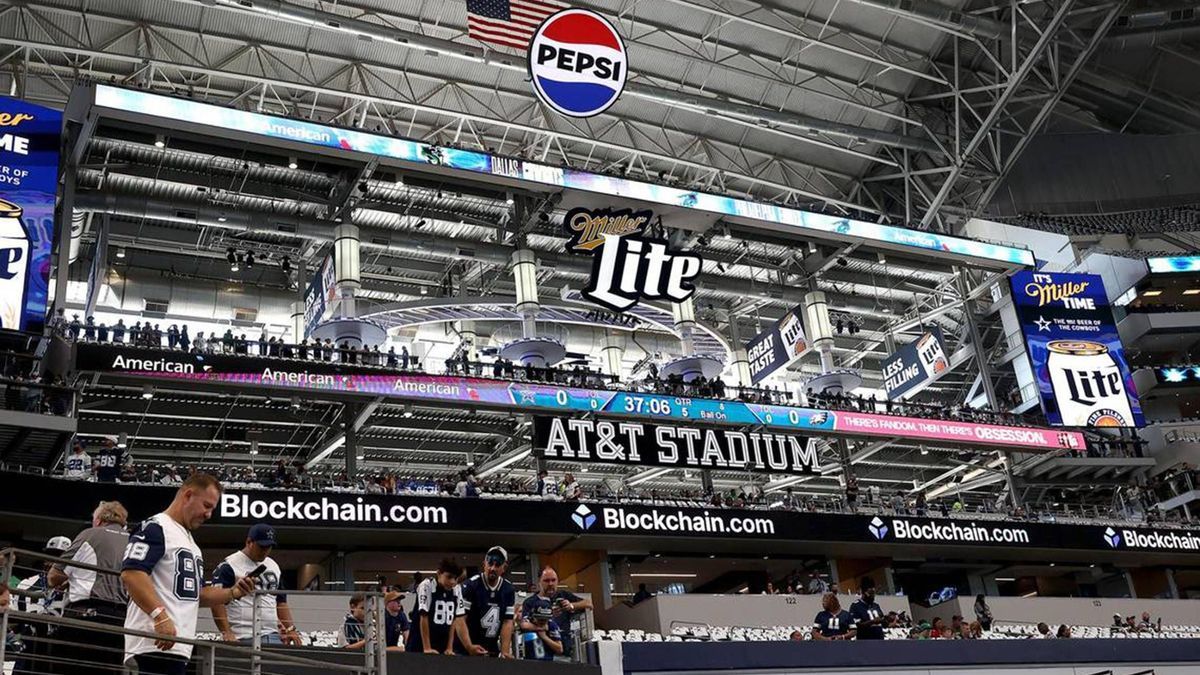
[806,390,1046,428]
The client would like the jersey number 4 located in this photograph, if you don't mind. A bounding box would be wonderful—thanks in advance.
[481,606,501,638]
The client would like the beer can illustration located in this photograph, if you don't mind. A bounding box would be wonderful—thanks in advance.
[917,332,948,376]
[0,199,30,330]
[1046,340,1133,427]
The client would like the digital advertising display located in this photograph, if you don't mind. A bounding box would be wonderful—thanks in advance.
[1147,256,1200,274]
[881,326,949,399]
[77,344,1086,452]
[1010,271,1144,427]
[302,253,336,337]
[745,304,809,384]
[92,86,1035,268]
[0,95,60,333]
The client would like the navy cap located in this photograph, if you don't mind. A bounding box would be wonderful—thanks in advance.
[248,523,276,547]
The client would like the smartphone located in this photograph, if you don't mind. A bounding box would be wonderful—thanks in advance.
[248,564,268,578]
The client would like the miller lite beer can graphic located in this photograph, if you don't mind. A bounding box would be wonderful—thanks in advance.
[1046,340,1133,427]
[0,199,30,330]
[917,332,948,376]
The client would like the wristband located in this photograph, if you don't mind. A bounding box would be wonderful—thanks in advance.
[149,606,167,620]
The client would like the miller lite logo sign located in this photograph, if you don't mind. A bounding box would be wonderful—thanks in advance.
[528,9,627,118]
[564,206,650,253]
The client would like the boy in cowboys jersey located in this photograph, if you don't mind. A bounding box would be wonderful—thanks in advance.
[460,546,516,658]
[210,524,301,645]
[121,473,256,675]
[93,437,129,483]
[63,440,90,479]
[404,558,482,655]
[811,592,855,641]
[849,577,886,640]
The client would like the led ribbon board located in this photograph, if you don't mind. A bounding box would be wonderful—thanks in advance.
[1147,257,1200,274]
[92,86,1035,268]
[78,344,1086,451]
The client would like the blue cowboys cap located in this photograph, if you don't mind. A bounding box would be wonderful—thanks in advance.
[528,597,554,622]
[486,546,508,564]
[248,523,276,548]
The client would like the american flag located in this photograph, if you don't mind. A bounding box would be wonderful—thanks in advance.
[466,0,569,51]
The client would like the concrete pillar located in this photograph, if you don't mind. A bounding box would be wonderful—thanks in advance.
[803,291,835,373]
[333,223,361,318]
[290,300,305,343]
[672,298,696,356]
[602,332,623,381]
[730,348,751,387]
[511,249,539,338]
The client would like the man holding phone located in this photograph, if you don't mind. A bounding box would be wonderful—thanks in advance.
[519,567,592,660]
[210,524,301,645]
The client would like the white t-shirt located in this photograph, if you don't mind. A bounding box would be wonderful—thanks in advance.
[122,513,205,661]
[64,452,91,479]
[211,551,284,639]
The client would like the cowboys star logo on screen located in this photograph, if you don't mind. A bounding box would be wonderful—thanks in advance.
[528,9,627,118]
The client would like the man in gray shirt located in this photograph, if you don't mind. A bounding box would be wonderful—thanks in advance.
[48,500,131,675]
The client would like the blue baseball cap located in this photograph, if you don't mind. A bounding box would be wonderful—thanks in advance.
[247,523,276,547]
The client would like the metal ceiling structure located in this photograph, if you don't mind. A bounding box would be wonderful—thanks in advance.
[0,0,1186,508]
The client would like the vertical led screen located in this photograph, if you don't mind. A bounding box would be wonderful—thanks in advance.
[0,95,60,332]
[1010,271,1143,427]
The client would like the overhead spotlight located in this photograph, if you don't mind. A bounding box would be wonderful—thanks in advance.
[290,396,301,410]
[231,255,241,273]
[395,175,405,187]
[920,446,929,455]
[116,246,126,259]
[142,385,154,400]
[722,226,732,240]
[877,252,887,265]
[403,404,414,418]
[837,257,848,267]
[505,193,515,206]
[249,440,259,456]
[117,432,128,448]
[287,156,298,170]
[808,242,818,254]
[153,134,165,148]
[882,307,892,314]
[419,286,428,295]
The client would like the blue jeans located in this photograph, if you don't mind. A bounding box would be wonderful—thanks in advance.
[238,633,283,645]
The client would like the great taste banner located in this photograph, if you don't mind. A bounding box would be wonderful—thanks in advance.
[1010,271,1143,427]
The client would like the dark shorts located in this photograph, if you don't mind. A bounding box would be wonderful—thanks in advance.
[132,652,189,675]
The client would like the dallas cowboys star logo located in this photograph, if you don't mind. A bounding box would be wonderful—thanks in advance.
[517,389,536,404]
[1034,315,1052,332]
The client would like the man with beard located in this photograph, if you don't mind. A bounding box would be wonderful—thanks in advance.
[849,577,886,640]
[459,546,516,657]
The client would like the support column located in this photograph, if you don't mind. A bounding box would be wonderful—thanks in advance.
[804,291,836,375]
[602,332,623,381]
[344,403,358,477]
[290,301,305,344]
[511,249,539,338]
[672,298,696,356]
[459,320,477,361]
[700,470,714,495]
[333,223,361,319]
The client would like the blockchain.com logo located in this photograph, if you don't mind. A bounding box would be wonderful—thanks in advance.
[868,517,889,540]
[1103,527,1122,548]
[572,504,597,531]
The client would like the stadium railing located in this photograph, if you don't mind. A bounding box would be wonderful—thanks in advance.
[1,547,387,675]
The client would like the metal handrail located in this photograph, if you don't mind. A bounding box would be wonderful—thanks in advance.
[2,547,385,675]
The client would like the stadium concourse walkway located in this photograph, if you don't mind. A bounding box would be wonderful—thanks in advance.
[594,639,1200,674]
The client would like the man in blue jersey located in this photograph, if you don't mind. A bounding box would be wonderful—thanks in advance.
[849,577,886,640]
[121,473,256,674]
[811,592,855,641]
[460,546,516,657]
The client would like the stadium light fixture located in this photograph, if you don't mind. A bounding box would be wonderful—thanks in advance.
[994,577,1016,582]
[116,246,126,259]
[287,156,298,170]
[117,432,128,449]
[1141,289,1162,297]
[1184,289,1200,295]
[153,134,165,148]
[141,385,154,400]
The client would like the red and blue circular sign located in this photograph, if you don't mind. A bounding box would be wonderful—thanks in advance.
[528,9,627,118]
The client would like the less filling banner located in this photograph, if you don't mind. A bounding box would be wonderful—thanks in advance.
[532,416,821,475]
[881,327,949,399]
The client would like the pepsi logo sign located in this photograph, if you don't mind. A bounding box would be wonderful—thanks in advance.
[528,9,627,118]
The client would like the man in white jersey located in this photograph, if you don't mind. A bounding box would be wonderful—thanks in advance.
[121,473,255,675]
[63,439,90,479]
[210,523,301,645]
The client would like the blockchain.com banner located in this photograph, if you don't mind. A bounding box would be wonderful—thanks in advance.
[0,96,60,333]
[1010,271,1143,427]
